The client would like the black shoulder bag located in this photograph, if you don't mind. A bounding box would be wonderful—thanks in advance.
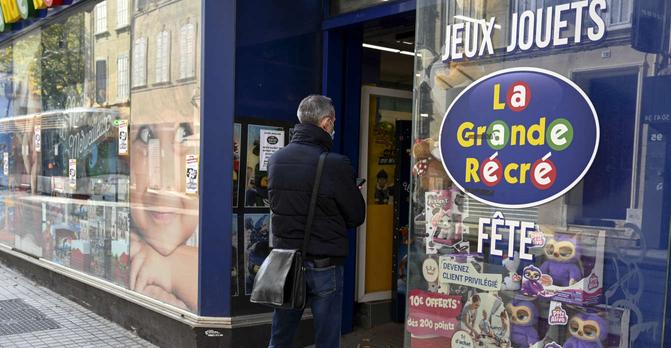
[250,152,327,310]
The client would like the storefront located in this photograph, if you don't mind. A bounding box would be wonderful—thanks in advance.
[404,0,671,347]
[0,0,668,347]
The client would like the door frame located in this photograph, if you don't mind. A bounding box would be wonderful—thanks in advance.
[356,86,412,303]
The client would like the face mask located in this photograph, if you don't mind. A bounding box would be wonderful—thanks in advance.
[330,129,335,139]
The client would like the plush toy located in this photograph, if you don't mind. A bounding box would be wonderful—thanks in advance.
[563,312,608,348]
[506,299,539,348]
[540,234,582,286]
[502,252,521,291]
[412,138,449,191]
[521,265,545,297]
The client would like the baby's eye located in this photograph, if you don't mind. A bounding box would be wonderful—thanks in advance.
[138,126,154,144]
[175,123,193,143]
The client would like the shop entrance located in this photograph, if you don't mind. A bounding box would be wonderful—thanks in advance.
[323,11,416,338]
[356,86,411,325]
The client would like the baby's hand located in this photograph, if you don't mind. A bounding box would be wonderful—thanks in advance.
[143,285,188,310]
[130,233,173,293]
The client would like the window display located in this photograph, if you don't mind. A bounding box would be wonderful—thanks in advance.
[408,0,671,347]
[0,0,202,314]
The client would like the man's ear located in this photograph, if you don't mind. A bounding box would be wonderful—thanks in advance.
[319,117,330,131]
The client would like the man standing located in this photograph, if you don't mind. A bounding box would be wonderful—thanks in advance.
[267,95,366,348]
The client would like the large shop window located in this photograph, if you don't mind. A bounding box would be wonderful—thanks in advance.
[0,0,202,314]
[407,0,671,347]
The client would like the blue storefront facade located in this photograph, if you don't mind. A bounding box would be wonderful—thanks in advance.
[0,0,669,347]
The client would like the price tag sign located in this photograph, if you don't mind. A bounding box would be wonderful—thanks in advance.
[185,154,199,194]
[118,120,129,155]
[34,125,41,152]
[406,289,461,338]
[69,159,77,189]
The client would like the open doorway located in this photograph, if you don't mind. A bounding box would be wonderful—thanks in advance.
[353,15,415,334]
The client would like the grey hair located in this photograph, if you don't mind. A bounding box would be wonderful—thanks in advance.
[297,95,335,125]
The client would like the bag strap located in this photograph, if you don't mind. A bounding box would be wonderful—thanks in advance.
[302,152,328,255]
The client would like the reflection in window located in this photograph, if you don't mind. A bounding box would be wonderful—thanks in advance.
[117,0,129,28]
[117,53,129,101]
[95,59,107,104]
[95,1,108,34]
[132,37,147,87]
[155,30,171,84]
[179,23,195,80]
[607,0,632,27]
[135,0,147,12]
[514,0,552,13]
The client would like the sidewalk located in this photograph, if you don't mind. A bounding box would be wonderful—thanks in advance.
[0,263,155,348]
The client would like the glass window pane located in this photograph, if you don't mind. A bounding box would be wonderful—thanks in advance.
[408,0,668,346]
[0,0,202,314]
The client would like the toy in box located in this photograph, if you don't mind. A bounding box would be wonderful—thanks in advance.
[111,239,129,287]
[522,226,605,306]
[539,302,630,348]
[52,223,79,267]
[69,239,91,272]
[424,189,469,254]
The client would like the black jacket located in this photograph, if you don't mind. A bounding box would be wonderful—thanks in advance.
[268,123,365,258]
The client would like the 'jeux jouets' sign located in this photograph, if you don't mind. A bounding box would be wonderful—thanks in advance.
[439,67,599,208]
[442,0,607,62]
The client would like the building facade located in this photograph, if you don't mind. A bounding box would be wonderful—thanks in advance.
[0,0,668,347]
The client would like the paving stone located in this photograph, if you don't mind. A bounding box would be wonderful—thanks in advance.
[0,264,156,348]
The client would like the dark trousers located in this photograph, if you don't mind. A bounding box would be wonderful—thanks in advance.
[269,262,344,348]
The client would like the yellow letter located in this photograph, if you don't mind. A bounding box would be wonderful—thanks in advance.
[520,163,532,184]
[527,117,546,146]
[493,84,506,110]
[511,125,526,145]
[476,126,487,146]
[457,122,475,147]
[466,158,480,183]
[505,163,519,184]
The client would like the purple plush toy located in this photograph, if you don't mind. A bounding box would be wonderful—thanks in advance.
[540,235,582,286]
[563,312,608,348]
[506,299,539,348]
[521,265,544,297]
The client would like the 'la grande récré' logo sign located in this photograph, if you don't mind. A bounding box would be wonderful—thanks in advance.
[439,68,599,209]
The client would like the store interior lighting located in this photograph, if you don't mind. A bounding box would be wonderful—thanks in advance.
[362,43,420,57]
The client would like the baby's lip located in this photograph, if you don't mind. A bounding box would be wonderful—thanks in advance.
[149,211,177,224]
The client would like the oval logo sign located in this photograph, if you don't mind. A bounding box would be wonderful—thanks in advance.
[267,136,279,145]
[439,68,599,209]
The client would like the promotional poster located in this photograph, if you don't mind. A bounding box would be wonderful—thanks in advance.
[245,125,283,207]
[244,213,270,295]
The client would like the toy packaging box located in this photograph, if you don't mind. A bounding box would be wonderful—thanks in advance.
[520,226,605,306]
[538,302,630,348]
[424,189,470,255]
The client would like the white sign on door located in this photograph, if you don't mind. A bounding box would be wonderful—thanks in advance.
[260,129,285,171]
